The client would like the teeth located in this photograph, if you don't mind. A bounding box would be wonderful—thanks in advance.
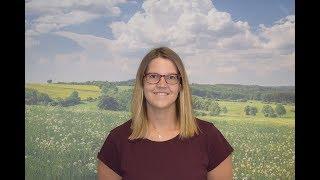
[154,92,168,95]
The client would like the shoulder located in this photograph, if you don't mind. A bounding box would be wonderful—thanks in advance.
[195,118,229,142]
[195,118,218,135]
[108,119,132,142]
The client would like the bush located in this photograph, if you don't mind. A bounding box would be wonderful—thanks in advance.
[262,105,277,118]
[275,104,286,117]
[57,91,81,107]
[25,89,38,105]
[194,110,206,116]
[192,96,221,116]
[244,105,258,116]
[25,88,53,105]
[98,96,119,111]
[48,101,58,106]
[209,101,221,116]
[101,83,118,96]
[86,97,94,102]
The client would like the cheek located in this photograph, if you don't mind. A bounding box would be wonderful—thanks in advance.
[143,84,153,93]
[170,84,181,94]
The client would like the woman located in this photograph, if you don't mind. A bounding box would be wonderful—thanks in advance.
[97,47,234,180]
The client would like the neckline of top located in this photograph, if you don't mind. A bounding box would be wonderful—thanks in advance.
[143,133,180,143]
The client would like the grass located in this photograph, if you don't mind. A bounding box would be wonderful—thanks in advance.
[25,83,101,100]
[25,83,295,179]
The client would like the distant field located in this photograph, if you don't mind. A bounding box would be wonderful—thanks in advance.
[25,83,101,100]
[203,100,295,125]
[116,85,133,91]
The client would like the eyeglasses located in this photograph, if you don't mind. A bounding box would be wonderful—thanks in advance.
[144,73,181,85]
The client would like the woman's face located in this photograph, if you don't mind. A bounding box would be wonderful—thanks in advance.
[143,57,181,111]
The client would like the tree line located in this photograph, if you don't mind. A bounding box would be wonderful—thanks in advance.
[48,79,294,104]
[190,84,294,104]
[26,84,288,118]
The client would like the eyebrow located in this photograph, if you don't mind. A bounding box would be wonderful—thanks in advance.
[145,72,179,75]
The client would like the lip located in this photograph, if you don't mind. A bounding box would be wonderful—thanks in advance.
[153,92,169,95]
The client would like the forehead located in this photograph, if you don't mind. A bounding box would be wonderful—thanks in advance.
[146,57,178,74]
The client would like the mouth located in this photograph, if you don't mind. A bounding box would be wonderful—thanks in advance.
[153,92,169,96]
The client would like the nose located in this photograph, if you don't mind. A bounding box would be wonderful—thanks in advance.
[157,76,167,86]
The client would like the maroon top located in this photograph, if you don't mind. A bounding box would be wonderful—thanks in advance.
[97,118,234,180]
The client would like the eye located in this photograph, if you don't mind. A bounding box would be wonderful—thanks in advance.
[149,74,158,79]
[168,75,178,80]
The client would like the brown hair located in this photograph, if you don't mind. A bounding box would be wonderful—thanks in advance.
[129,47,200,140]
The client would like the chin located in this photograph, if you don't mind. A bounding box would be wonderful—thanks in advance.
[148,101,176,110]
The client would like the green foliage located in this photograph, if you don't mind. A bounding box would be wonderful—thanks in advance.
[244,105,251,115]
[47,79,52,83]
[85,97,96,102]
[190,84,294,103]
[209,101,221,116]
[192,96,221,116]
[244,105,258,116]
[101,83,118,96]
[57,91,81,107]
[98,96,119,111]
[25,88,53,105]
[262,105,277,118]
[112,89,132,111]
[261,92,294,104]
[275,104,286,117]
[250,106,258,116]
[194,110,206,117]
[98,83,132,111]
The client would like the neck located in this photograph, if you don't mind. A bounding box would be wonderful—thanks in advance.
[146,104,179,131]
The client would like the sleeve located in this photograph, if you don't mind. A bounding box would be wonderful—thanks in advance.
[97,130,122,176]
[206,123,234,172]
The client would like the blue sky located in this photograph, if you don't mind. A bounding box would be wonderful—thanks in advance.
[26,0,295,86]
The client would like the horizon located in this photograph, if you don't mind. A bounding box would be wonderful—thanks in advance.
[25,79,295,88]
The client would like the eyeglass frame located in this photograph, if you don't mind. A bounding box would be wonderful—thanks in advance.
[143,73,181,85]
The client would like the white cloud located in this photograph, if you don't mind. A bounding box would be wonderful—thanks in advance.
[34,10,100,33]
[25,0,126,35]
[31,0,294,85]
[110,0,250,51]
[258,15,295,50]
[26,0,126,16]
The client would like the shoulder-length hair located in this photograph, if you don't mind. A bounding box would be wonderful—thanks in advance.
[129,47,200,140]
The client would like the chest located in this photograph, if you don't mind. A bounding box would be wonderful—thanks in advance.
[120,139,209,180]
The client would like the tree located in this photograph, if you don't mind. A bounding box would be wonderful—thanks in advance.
[209,101,221,116]
[37,92,52,105]
[101,83,118,96]
[25,89,38,104]
[47,79,52,83]
[25,88,52,105]
[244,105,257,116]
[262,105,277,118]
[98,96,119,111]
[275,104,286,117]
[59,91,81,107]
[244,105,251,115]
[250,106,258,116]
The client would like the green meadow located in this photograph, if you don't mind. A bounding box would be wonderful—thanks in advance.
[25,83,101,100]
[25,84,295,179]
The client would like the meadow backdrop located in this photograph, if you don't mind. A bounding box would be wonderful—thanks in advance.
[25,81,295,179]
